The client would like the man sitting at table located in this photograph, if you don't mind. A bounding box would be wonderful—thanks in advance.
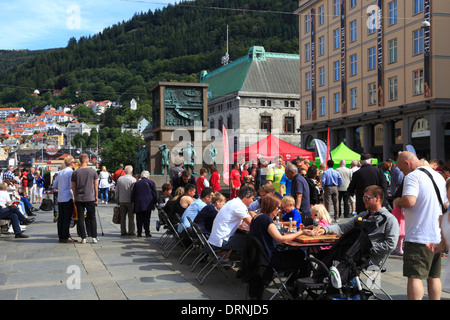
[208,185,257,265]
[309,185,399,266]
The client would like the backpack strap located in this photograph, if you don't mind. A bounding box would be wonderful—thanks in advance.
[418,167,446,214]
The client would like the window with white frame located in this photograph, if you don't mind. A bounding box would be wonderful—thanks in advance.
[319,36,325,56]
[368,82,377,105]
[334,29,340,50]
[305,101,311,120]
[413,69,424,95]
[389,38,398,63]
[306,72,311,90]
[305,43,311,62]
[351,54,358,76]
[320,97,326,116]
[319,5,325,25]
[334,92,341,113]
[413,29,424,55]
[333,0,340,17]
[389,1,398,25]
[414,0,424,15]
[319,66,325,86]
[350,20,357,42]
[334,61,340,81]
[350,88,357,109]
[368,47,376,70]
[388,77,398,101]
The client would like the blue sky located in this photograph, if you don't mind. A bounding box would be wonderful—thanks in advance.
[0,0,176,50]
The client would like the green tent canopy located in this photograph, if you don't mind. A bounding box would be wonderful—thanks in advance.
[315,142,378,168]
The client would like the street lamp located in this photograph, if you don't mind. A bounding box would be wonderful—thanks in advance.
[421,20,431,28]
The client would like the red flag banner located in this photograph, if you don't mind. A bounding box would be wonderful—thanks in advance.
[222,125,229,186]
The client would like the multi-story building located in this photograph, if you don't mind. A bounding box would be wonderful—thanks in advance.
[295,0,450,161]
[200,46,301,151]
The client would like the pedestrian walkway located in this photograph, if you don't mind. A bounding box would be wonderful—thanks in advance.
[0,204,449,300]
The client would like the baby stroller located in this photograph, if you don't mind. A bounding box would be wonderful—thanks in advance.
[295,223,376,300]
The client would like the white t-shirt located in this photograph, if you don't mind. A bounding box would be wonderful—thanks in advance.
[402,166,448,244]
[208,197,250,248]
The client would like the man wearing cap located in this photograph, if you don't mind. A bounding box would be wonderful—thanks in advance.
[169,156,184,182]
[347,153,388,214]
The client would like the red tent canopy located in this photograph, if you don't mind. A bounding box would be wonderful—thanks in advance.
[233,134,315,162]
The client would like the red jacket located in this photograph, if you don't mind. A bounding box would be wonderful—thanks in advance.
[209,171,221,191]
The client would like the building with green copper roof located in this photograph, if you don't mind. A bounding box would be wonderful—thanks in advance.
[200,46,301,151]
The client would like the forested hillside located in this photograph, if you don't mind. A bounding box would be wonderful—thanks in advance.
[0,0,299,114]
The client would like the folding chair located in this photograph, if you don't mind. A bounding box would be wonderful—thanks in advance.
[158,209,185,257]
[156,207,174,249]
[241,234,295,300]
[174,213,199,264]
[360,254,393,300]
[187,217,229,285]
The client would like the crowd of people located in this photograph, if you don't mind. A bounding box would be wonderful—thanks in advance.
[2,150,450,301]
[160,152,450,300]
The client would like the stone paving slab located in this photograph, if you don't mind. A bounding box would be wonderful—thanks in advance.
[1,203,450,302]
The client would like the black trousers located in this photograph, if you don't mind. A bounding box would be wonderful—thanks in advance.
[338,191,350,218]
[57,199,73,240]
[136,210,151,235]
[75,201,97,239]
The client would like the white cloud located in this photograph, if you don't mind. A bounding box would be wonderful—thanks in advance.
[0,0,176,50]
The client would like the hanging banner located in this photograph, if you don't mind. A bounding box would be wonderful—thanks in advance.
[314,138,328,164]
[311,8,317,120]
[341,0,347,114]
[424,0,431,98]
[377,0,384,107]
[222,124,229,186]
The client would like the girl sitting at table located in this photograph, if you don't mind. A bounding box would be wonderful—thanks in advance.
[309,204,332,253]
[248,193,309,288]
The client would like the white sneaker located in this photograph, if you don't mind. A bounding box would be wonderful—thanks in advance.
[105,202,108,205]
[81,238,87,244]
[101,201,104,204]
[92,237,99,243]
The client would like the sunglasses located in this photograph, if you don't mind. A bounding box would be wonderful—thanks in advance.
[363,195,376,201]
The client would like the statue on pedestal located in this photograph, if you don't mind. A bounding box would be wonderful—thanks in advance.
[182,142,196,174]
[135,145,148,175]
[158,144,170,175]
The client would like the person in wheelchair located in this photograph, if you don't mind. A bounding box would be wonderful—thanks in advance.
[309,185,399,266]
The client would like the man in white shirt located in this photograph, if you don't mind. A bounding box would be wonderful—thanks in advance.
[208,186,256,260]
[394,151,448,300]
[54,155,76,243]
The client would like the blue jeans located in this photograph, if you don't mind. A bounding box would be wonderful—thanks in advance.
[99,188,109,202]
[0,206,25,234]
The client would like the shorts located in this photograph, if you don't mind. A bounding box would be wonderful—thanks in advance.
[403,241,441,279]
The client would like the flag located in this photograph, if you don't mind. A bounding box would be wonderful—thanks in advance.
[313,139,328,164]
[222,125,229,186]
[406,145,416,156]
[326,127,331,164]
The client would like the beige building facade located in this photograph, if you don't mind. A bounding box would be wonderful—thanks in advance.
[296,0,450,161]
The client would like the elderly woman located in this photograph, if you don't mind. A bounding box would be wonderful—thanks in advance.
[131,171,157,237]
[98,166,111,204]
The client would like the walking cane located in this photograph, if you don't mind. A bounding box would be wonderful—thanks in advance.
[96,203,104,236]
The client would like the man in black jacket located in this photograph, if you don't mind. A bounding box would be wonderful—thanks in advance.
[171,169,198,198]
[347,153,388,214]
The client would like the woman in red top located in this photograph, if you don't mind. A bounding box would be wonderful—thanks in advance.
[208,164,221,192]
[240,163,249,184]
[230,163,241,199]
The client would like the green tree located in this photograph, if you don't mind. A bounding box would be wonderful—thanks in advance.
[99,130,144,170]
